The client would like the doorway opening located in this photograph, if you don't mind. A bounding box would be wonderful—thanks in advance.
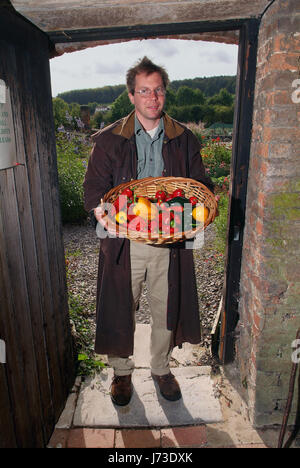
[49,21,258,376]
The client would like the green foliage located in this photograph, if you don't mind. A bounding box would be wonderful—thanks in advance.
[110,89,134,122]
[208,88,234,107]
[55,76,236,127]
[176,86,205,106]
[52,97,83,131]
[57,84,126,105]
[201,138,232,179]
[168,104,205,123]
[66,251,105,376]
[164,88,177,110]
[213,104,234,125]
[56,133,90,223]
[88,101,100,114]
[170,75,236,96]
[52,97,70,129]
[213,194,229,254]
[57,76,236,106]
[90,110,103,129]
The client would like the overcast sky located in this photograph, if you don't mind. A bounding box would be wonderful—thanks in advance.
[49,38,238,97]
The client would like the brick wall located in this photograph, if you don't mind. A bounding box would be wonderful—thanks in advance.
[237,0,300,426]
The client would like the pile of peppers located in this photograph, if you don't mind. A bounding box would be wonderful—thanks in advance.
[107,186,208,237]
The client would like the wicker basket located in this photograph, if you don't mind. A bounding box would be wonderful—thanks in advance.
[101,176,217,245]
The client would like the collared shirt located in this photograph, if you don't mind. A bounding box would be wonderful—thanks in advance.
[135,115,165,180]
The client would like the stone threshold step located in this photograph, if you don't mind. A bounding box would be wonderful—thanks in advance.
[57,366,222,430]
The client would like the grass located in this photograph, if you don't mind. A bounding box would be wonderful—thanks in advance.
[213,194,229,257]
[65,248,105,376]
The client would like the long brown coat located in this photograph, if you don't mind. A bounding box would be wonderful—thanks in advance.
[83,111,213,356]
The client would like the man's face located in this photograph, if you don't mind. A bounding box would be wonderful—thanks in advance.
[128,71,166,129]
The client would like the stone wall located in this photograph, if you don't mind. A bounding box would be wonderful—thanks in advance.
[237,0,300,426]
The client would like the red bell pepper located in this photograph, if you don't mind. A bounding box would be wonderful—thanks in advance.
[155,190,167,201]
[189,196,198,206]
[172,188,185,198]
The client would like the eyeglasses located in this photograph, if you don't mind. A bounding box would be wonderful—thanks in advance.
[134,87,166,97]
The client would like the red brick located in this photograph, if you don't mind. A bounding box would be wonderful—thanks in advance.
[161,426,207,448]
[269,53,299,72]
[262,126,299,143]
[115,429,161,448]
[269,143,293,159]
[260,162,268,176]
[256,219,263,236]
[256,142,269,159]
[66,428,115,448]
[266,90,291,106]
[270,107,298,127]
[47,429,70,448]
[253,310,264,334]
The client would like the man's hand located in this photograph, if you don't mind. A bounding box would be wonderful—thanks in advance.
[94,203,107,226]
[94,201,117,236]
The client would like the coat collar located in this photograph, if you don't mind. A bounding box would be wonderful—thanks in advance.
[111,110,185,141]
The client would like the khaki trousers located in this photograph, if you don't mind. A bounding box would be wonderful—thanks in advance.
[108,241,173,376]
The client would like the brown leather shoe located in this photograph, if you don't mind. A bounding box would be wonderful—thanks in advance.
[110,374,133,406]
[151,372,182,401]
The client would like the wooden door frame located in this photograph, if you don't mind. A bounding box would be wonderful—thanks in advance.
[48,18,260,364]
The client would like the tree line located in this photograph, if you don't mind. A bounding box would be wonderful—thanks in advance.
[57,75,235,104]
[53,75,236,130]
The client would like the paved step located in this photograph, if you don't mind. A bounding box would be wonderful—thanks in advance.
[73,366,222,428]
[49,327,284,448]
[56,323,222,429]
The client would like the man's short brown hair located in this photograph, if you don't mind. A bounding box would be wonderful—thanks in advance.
[126,56,170,94]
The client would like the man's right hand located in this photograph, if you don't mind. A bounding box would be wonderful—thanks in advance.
[94,204,117,236]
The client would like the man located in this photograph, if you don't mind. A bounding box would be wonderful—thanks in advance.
[83,57,213,406]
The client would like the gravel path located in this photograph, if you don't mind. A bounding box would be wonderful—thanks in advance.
[63,223,224,364]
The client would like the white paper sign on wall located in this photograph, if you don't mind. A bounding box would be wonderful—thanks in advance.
[0,79,17,170]
[0,339,6,364]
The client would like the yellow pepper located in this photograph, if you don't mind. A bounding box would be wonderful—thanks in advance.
[132,197,158,221]
[115,211,127,224]
[192,205,209,223]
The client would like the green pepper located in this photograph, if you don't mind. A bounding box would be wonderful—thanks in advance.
[167,196,190,207]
